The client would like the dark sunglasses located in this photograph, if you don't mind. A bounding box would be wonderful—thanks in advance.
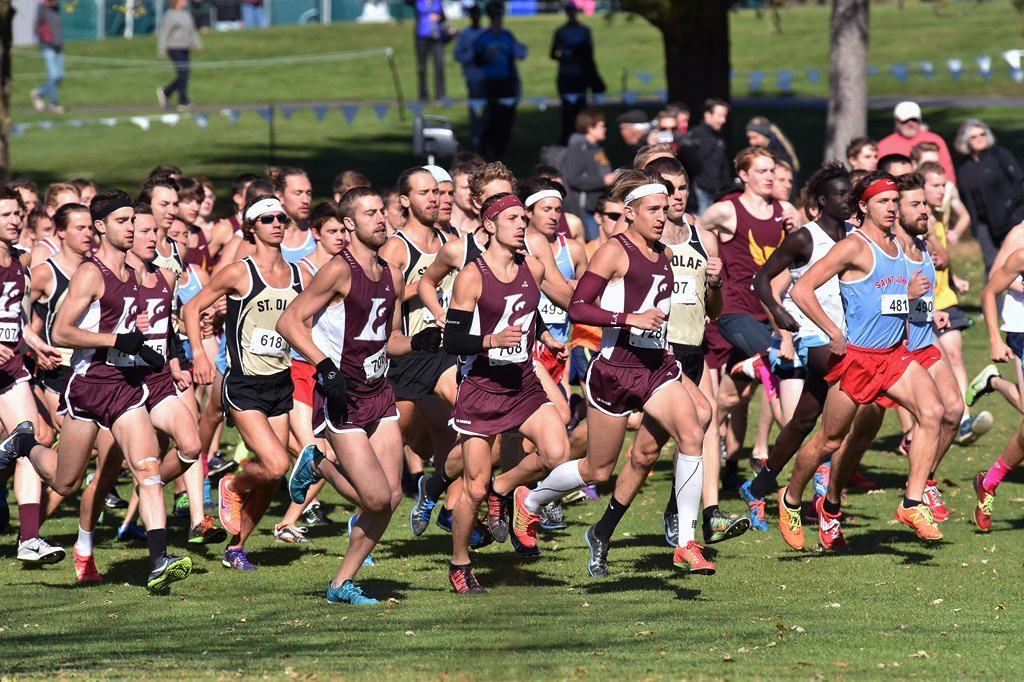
[258,213,288,225]
[603,211,622,221]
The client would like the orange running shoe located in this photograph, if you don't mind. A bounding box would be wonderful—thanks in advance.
[672,541,716,575]
[218,475,242,536]
[73,545,103,584]
[895,501,943,541]
[814,495,846,550]
[922,480,949,522]
[511,486,539,550]
[973,472,994,532]
[777,489,804,550]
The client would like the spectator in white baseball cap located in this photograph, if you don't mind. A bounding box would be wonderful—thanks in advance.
[877,100,957,181]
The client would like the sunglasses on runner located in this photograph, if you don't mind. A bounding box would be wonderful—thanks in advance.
[603,211,622,221]
[258,213,288,225]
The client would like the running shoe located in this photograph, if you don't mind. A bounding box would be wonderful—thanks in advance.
[966,364,999,406]
[0,420,35,469]
[222,547,256,571]
[672,541,716,575]
[896,432,911,457]
[731,352,780,398]
[470,519,494,550]
[117,521,147,542]
[274,524,311,543]
[777,489,805,550]
[73,545,103,584]
[188,516,228,544]
[207,452,238,479]
[847,468,877,490]
[739,480,768,532]
[288,444,323,505]
[172,492,190,518]
[511,530,541,558]
[104,488,129,510]
[449,563,486,594]
[583,525,609,577]
[956,413,993,446]
[326,580,378,605]
[486,485,509,543]
[750,457,766,476]
[147,554,192,592]
[218,475,242,536]
[409,474,437,536]
[812,462,830,498]
[302,501,333,527]
[664,512,679,547]
[436,506,453,533]
[922,480,949,523]
[539,501,566,531]
[702,509,750,544]
[896,502,943,541]
[17,536,65,564]
[510,486,539,551]
[348,514,375,566]
[814,495,846,550]
[973,472,994,532]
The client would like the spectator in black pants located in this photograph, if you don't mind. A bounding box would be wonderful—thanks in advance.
[550,2,605,145]
[955,118,1024,275]
[411,0,451,102]
[157,0,203,111]
[474,2,526,160]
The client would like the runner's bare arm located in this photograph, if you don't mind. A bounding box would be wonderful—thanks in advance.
[700,201,736,242]
[982,248,1024,363]
[417,238,463,324]
[791,237,864,348]
[182,261,246,383]
[526,231,572,308]
[753,227,813,332]
[381,234,417,302]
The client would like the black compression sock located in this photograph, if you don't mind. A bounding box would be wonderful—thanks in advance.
[748,462,779,499]
[724,459,739,478]
[593,496,630,541]
[147,528,168,567]
[903,497,922,509]
[702,505,719,524]
[423,468,455,502]
[822,498,841,516]
[927,471,936,481]
[664,473,678,515]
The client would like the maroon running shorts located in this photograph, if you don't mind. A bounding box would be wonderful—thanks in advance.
[584,353,681,417]
[312,379,398,436]
[59,372,148,430]
[449,374,552,437]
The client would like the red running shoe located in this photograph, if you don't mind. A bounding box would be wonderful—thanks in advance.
[73,545,103,584]
[815,495,846,550]
[511,486,540,551]
[973,472,994,532]
[672,541,716,575]
[922,480,949,522]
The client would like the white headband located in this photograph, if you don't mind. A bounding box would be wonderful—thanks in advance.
[524,189,562,208]
[244,198,284,222]
[623,183,668,206]
[422,165,453,184]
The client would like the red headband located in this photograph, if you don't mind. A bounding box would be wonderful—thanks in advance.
[482,195,523,223]
[860,178,897,202]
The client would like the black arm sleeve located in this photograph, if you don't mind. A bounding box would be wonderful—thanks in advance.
[535,314,550,340]
[166,328,182,362]
[443,309,486,355]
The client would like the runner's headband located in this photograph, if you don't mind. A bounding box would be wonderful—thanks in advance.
[860,178,897,202]
[482,195,524,223]
[524,189,562,208]
[91,196,132,222]
[623,183,668,206]
[244,198,285,222]
[423,164,453,184]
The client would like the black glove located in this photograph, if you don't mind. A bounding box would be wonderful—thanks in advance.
[138,345,165,371]
[113,331,146,355]
[315,358,348,404]
[410,326,442,353]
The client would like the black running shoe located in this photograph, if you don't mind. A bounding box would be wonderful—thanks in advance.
[0,421,35,469]
[539,502,567,531]
[146,554,192,592]
[302,501,333,526]
[104,488,129,510]
[207,453,237,479]
[584,525,609,577]
[448,562,486,594]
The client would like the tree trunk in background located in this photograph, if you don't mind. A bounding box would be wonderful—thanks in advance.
[0,0,12,179]
[824,0,868,162]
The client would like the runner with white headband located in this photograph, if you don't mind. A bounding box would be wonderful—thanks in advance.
[521,169,715,578]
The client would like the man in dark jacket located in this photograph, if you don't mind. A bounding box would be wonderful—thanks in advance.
[30,0,64,113]
[681,98,732,214]
[958,134,1024,275]
[564,107,615,241]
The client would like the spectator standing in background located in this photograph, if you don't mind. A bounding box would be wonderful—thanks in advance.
[563,107,614,241]
[684,98,732,214]
[411,0,453,103]
[240,0,266,28]
[157,0,203,112]
[474,1,526,160]
[30,0,65,114]
[454,3,487,149]
[550,2,605,145]
[955,118,1024,275]
[615,109,651,159]
[846,136,878,171]
[877,101,956,181]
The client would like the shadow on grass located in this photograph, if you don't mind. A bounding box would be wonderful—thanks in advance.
[776,527,940,565]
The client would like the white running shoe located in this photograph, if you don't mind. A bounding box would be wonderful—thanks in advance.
[17,537,66,564]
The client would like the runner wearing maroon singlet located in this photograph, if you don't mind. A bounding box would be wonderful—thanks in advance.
[523,169,713,578]
[277,187,442,605]
[1,189,192,592]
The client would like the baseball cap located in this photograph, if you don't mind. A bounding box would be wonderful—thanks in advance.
[616,109,649,125]
[894,101,922,122]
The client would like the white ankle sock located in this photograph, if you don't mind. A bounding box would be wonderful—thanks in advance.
[76,526,94,556]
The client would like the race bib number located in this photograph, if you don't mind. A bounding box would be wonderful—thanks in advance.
[671,275,698,305]
[909,295,934,324]
[248,327,286,357]
[488,332,529,365]
[363,346,389,382]
[629,323,667,349]
[0,321,19,345]
[105,348,136,367]
[539,297,567,325]
[881,294,909,316]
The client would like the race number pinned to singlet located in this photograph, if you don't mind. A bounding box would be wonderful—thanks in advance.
[629,323,668,349]
[671,275,697,305]
[538,296,567,325]
[363,346,389,382]
[0,321,19,345]
[422,289,451,325]
[909,295,934,324]
[881,294,909,316]
[488,332,529,365]
[249,327,287,357]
